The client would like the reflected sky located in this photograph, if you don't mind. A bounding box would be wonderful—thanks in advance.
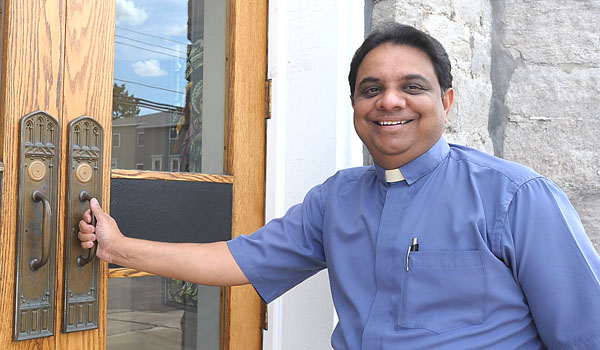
[114,0,190,115]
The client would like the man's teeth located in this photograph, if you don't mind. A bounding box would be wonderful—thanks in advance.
[377,120,409,126]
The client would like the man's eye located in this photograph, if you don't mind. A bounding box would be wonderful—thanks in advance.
[363,87,381,97]
[404,85,425,94]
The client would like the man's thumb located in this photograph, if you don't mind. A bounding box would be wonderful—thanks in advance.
[90,198,103,216]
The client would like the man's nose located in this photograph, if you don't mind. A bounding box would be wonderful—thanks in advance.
[376,90,407,110]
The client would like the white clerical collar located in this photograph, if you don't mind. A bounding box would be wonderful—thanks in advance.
[384,169,405,183]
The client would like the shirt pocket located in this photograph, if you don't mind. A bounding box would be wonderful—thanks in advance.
[397,250,485,333]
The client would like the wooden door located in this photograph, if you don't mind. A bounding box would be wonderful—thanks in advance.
[0,0,266,349]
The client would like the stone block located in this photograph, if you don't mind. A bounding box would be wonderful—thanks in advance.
[503,0,600,64]
[503,65,600,191]
[506,65,599,122]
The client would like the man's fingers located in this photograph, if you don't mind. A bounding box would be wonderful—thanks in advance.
[83,209,92,224]
[78,231,96,248]
[79,217,95,233]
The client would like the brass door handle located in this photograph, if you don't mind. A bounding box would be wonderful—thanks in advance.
[77,190,97,266]
[30,190,53,271]
[64,115,102,332]
[15,111,60,340]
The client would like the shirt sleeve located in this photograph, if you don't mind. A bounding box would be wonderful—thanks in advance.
[500,177,600,349]
[227,183,327,303]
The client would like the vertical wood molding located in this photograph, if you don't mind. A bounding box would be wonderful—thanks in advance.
[0,1,65,349]
[226,0,268,349]
[55,1,115,349]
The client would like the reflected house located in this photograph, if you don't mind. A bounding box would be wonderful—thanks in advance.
[112,111,186,172]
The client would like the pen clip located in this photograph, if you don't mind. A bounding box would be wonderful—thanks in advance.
[406,244,411,272]
[406,237,418,272]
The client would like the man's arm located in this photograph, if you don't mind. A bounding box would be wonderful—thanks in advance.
[78,198,249,286]
[502,178,600,349]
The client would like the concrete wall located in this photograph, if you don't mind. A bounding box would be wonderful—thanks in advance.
[371,0,600,250]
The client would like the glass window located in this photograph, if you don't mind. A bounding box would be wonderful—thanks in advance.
[137,131,144,147]
[113,133,121,148]
[169,155,181,172]
[151,155,163,171]
[112,0,227,174]
[107,276,221,350]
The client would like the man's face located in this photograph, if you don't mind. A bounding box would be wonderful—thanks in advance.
[352,43,453,169]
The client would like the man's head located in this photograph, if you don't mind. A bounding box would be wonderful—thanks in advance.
[349,24,453,98]
[350,24,454,169]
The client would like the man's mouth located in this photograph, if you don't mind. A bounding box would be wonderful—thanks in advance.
[376,120,412,126]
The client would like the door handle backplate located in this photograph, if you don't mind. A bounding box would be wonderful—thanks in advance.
[64,116,103,333]
[14,111,60,341]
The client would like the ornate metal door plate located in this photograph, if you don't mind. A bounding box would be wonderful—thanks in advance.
[14,111,60,340]
[63,116,103,333]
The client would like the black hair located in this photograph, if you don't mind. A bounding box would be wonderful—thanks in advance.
[349,23,453,97]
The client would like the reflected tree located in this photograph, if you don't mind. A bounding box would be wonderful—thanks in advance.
[112,83,141,119]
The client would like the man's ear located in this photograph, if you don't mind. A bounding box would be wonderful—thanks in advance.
[442,88,454,120]
[350,94,355,107]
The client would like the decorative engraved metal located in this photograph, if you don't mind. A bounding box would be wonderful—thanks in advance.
[14,111,60,341]
[28,160,47,181]
[64,116,103,333]
[75,163,93,183]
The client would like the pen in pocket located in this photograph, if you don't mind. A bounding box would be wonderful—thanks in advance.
[406,237,418,271]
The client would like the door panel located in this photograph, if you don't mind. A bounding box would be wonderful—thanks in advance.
[56,1,114,348]
[0,0,266,349]
[0,0,66,348]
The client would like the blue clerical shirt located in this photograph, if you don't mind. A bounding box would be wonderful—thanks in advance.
[227,137,600,349]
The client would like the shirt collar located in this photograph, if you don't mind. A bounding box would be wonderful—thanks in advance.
[374,137,450,185]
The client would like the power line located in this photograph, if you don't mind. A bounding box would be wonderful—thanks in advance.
[116,26,189,45]
[114,78,185,95]
[115,34,187,55]
[113,97,184,115]
[115,41,185,60]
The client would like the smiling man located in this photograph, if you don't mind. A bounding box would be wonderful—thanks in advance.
[351,43,453,169]
[79,24,600,349]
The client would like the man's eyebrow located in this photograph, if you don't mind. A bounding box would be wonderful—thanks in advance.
[357,74,433,89]
[356,77,380,89]
[402,74,431,84]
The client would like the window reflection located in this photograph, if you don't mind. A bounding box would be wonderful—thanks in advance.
[107,276,221,350]
[112,0,226,174]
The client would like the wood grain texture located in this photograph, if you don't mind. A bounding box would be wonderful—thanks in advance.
[55,1,115,349]
[111,168,234,184]
[108,268,154,279]
[0,1,64,349]
[225,0,268,349]
[0,0,6,151]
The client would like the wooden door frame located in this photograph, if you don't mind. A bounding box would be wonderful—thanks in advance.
[226,0,268,348]
[0,0,267,349]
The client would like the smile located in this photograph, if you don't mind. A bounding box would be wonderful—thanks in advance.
[376,120,411,126]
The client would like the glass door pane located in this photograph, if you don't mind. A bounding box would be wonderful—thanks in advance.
[108,1,228,349]
[107,276,221,350]
[112,0,226,174]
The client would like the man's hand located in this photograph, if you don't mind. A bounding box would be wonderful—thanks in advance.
[78,198,123,263]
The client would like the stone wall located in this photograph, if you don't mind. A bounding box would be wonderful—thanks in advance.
[371,0,600,250]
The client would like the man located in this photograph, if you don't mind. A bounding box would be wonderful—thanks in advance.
[80,24,600,349]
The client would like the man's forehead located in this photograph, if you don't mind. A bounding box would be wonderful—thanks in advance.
[356,44,438,83]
